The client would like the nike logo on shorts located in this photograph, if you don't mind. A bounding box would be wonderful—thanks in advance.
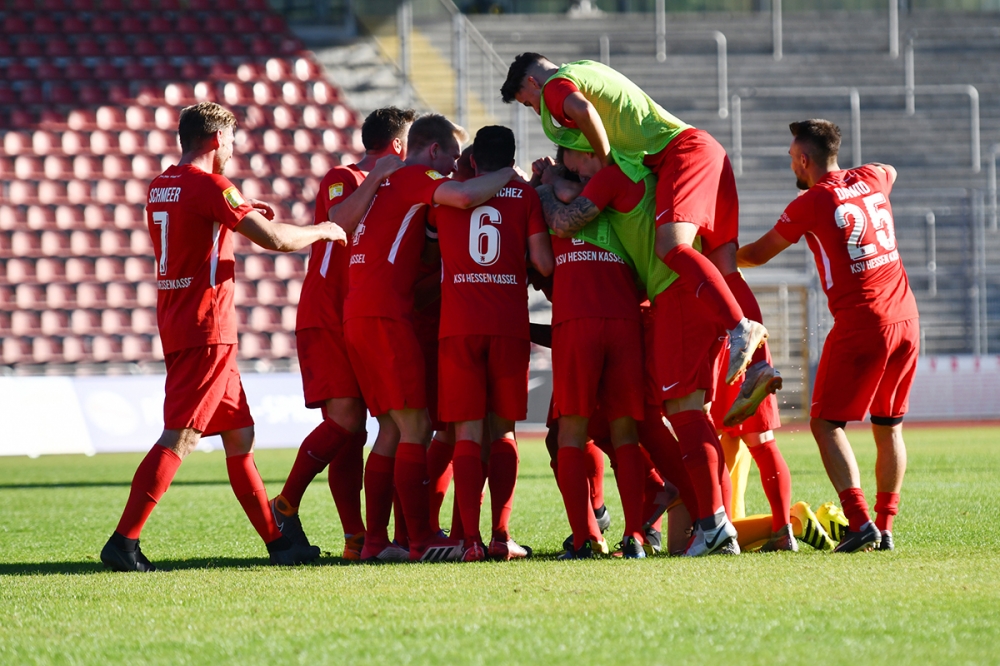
[656,209,672,221]
[662,381,679,392]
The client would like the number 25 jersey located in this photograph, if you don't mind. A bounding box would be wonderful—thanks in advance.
[146,164,253,354]
[773,165,918,327]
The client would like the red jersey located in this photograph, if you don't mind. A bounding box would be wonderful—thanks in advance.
[434,180,547,339]
[147,164,253,354]
[542,78,580,128]
[774,165,918,327]
[343,164,447,322]
[296,164,364,331]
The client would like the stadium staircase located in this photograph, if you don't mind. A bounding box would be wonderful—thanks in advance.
[0,0,365,372]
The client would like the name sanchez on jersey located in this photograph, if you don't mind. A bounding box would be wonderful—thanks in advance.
[149,187,182,203]
[494,187,523,199]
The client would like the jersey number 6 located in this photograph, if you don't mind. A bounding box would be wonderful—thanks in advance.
[469,205,502,267]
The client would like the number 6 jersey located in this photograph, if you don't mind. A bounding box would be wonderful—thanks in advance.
[774,165,918,327]
[432,179,548,340]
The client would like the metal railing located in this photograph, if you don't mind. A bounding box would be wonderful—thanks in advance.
[770,0,899,61]
[988,144,1000,231]
[730,84,980,176]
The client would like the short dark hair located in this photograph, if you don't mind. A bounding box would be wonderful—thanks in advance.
[407,114,468,154]
[178,101,236,152]
[472,125,515,172]
[552,145,581,182]
[361,106,417,153]
[789,119,840,165]
[501,52,547,103]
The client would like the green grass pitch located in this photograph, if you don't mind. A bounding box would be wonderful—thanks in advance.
[2,425,999,664]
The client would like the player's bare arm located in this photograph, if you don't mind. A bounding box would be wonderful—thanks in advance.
[433,166,518,209]
[736,229,792,268]
[536,184,600,238]
[235,210,347,252]
[527,231,555,277]
[563,92,612,167]
[245,198,275,220]
[867,162,898,184]
[328,155,405,234]
[539,165,585,204]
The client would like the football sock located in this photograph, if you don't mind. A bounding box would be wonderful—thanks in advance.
[614,443,646,542]
[363,452,395,551]
[637,404,700,519]
[281,418,352,508]
[450,493,465,542]
[838,487,872,532]
[392,489,408,548]
[720,461,733,521]
[724,272,768,366]
[748,439,793,531]
[727,440,753,520]
[226,452,282,543]
[488,438,518,541]
[874,491,900,532]
[662,244,743,330]
[454,439,484,545]
[115,444,182,539]
[641,451,667,526]
[733,514,773,549]
[426,438,454,533]
[558,447,601,550]
[394,442,432,546]
[668,409,724,521]
[328,430,366,536]
[584,440,606,510]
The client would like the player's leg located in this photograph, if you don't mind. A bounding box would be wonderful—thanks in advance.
[871,421,905,550]
[360,414,406,561]
[453,419,486,558]
[388,406,436,557]
[328,424,368,560]
[557,415,604,557]
[486,414,529,560]
[744,430,796,551]
[719,433,749,519]
[609,415,647,557]
[427,427,455,535]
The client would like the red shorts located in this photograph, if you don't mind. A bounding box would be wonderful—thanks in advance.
[551,317,644,422]
[438,334,530,423]
[711,338,781,436]
[811,317,919,422]
[651,286,726,404]
[646,128,738,243]
[344,317,426,417]
[163,344,254,436]
[296,326,362,409]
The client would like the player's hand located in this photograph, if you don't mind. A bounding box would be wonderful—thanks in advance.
[513,165,531,183]
[317,222,348,246]
[531,156,556,180]
[247,198,275,220]
[370,155,405,181]
[540,165,562,186]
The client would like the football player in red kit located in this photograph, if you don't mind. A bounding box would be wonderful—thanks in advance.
[269,107,415,561]
[333,114,521,562]
[432,126,553,562]
[100,102,348,572]
[739,119,919,553]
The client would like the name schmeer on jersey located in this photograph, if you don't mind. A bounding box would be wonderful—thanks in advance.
[148,187,182,203]
[850,249,899,274]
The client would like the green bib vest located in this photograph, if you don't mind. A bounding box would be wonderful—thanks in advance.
[540,60,691,183]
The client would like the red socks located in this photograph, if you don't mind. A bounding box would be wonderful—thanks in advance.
[614,443,646,542]
[584,441,606,510]
[724,272,767,366]
[557,447,601,550]
[116,445,182,539]
[426,438,454,533]
[454,439,484,544]
[281,418,352,508]
[638,404,699,518]
[641,451,667,532]
[327,430,366,536]
[394,442,432,546]
[874,491,900,532]
[489,438,518,541]
[669,409,724,520]
[363,452,395,551]
[662,244,743,330]
[226,452,282,543]
[838,487,872,532]
[748,440,792,531]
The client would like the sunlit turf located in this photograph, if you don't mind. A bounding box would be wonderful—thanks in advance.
[2,425,999,664]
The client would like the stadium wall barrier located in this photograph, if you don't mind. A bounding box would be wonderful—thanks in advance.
[1,354,997,457]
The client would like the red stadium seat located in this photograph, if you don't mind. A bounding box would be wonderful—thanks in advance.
[100,230,131,256]
[281,81,306,106]
[242,105,267,130]
[49,84,76,105]
[145,129,175,156]
[46,283,75,309]
[0,205,22,231]
[92,62,120,82]
[294,57,323,82]
[310,81,337,105]
[77,283,106,309]
[150,61,179,82]
[250,305,280,332]
[279,154,307,178]
[122,334,153,362]
[252,81,276,105]
[37,181,69,206]
[4,62,32,81]
[232,281,255,307]
[131,308,157,335]
[222,81,252,106]
[107,283,137,309]
[118,130,143,156]
[6,259,36,285]
[91,335,122,363]
[3,15,30,34]
[95,107,126,131]
[16,284,46,310]
[272,105,298,130]
[270,332,294,358]
[101,155,127,180]
[130,230,153,255]
[238,178,268,200]
[72,155,99,180]
[41,155,71,180]
[8,181,40,206]
[27,205,56,230]
[35,62,62,81]
[162,36,188,58]
[153,107,178,132]
[33,15,59,34]
[40,309,70,336]
[281,305,297,331]
[115,204,146,231]
[16,38,44,58]
[164,83,195,107]
[4,132,31,156]
[255,280,285,306]
[65,257,95,283]
[95,257,125,282]
[239,332,268,359]
[125,256,154,282]
[31,337,60,364]
[101,309,131,335]
[105,38,131,58]
[45,39,74,58]
[19,84,45,105]
[55,205,83,230]
[236,62,262,83]
[83,204,110,230]
[77,84,106,107]
[90,14,116,33]
[262,129,290,153]
[176,15,203,34]
[249,36,275,58]
[191,36,218,58]
[94,180,125,205]
[67,180,92,206]
[192,80,215,102]
[321,129,342,154]
[62,131,90,156]
[124,180,147,206]
[310,153,333,178]
[293,129,317,154]
[15,155,43,179]
[122,61,151,83]
[235,130,258,155]
[75,37,102,57]
[133,40,159,58]
[31,131,59,156]
[71,309,101,335]
[242,255,274,281]
[264,58,291,82]
[147,14,172,33]
[274,254,304,281]
[2,338,32,365]
[136,282,157,308]
[118,15,143,34]
[71,230,102,256]
[132,155,157,180]
[40,229,71,255]
[62,337,85,363]
[12,311,42,337]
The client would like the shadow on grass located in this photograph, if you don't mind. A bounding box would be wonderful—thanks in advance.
[0,555,364,576]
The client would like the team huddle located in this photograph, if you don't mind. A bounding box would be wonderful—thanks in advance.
[100,54,919,571]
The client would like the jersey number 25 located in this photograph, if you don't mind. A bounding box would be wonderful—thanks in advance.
[834,192,896,261]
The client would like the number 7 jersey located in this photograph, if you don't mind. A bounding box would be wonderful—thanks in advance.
[774,165,918,327]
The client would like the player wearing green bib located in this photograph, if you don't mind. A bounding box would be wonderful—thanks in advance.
[504,55,760,554]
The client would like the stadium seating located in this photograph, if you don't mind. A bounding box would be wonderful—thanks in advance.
[0,0,364,370]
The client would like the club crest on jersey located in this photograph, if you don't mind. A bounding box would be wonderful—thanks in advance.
[329,183,344,199]
[223,187,245,209]
[425,170,445,180]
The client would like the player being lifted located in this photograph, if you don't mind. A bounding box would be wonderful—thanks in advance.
[738,119,919,552]
[100,102,348,572]
[432,126,553,562]
[269,107,414,561]
[333,114,520,562]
